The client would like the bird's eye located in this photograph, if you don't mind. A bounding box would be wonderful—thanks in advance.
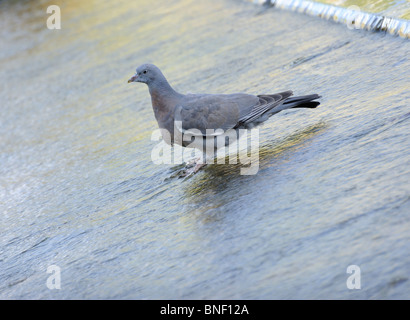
[143,70,147,74]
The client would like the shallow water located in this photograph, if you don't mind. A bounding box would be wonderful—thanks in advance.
[316,0,410,20]
[0,0,409,299]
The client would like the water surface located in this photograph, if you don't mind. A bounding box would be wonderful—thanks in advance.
[316,0,410,19]
[0,0,409,299]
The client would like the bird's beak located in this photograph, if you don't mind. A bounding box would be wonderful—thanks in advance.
[128,74,138,83]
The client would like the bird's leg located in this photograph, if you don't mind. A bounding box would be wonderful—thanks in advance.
[185,157,201,168]
[181,153,208,177]
[193,161,207,173]
[183,160,207,177]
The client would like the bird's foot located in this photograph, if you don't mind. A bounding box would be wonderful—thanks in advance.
[182,163,207,178]
[179,158,207,178]
[185,157,201,168]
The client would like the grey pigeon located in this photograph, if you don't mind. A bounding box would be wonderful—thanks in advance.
[128,63,321,173]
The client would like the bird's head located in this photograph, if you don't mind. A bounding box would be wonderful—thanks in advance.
[128,63,162,85]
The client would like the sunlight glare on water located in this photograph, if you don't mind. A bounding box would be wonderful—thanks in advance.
[315,0,410,19]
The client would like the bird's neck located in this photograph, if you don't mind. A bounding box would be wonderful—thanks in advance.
[149,80,182,122]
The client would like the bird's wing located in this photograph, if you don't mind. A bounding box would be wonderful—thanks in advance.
[175,91,293,136]
[174,93,256,136]
[236,91,293,126]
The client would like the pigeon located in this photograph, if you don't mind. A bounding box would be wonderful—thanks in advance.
[128,63,321,174]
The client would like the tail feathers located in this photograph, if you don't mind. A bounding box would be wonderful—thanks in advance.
[237,92,321,128]
[291,101,320,109]
[264,93,321,115]
[283,94,321,109]
[284,94,321,103]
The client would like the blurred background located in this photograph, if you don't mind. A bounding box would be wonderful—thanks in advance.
[0,0,409,299]
[317,0,409,19]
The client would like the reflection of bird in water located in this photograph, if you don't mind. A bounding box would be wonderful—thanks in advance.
[179,121,328,200]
